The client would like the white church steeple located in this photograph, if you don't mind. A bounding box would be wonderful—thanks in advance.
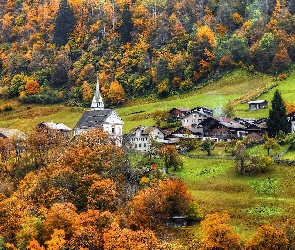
[91,75,104,110]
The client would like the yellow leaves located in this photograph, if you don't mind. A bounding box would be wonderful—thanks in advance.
[245,225,288,250]
[82,81,93,102]
[196,25,217,49]
[103,222,158,250]
[231,12,243,24]
[45,229,66,250]
[107,80,126,105]
[200,211,241,250]
[26,239,45,250]
[25,80,40,95]
[87,177,119,211]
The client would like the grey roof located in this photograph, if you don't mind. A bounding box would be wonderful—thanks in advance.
[128,126,163,135]
[74,109,112,130]
[215,117,246,129]
[248,100,268,104]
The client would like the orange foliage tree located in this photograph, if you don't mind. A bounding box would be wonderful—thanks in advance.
[128,178,193,229]
[107,80,126,105]
[200,211,241,250]
[25,80,40,95]
[103,222,158,250]
[245,225,288,250]
[159,144,183,173]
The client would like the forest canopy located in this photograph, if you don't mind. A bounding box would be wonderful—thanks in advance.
[0,0,295,106]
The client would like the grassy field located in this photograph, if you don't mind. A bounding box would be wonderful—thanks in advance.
[2,68,295,133]
[173,155,295,243]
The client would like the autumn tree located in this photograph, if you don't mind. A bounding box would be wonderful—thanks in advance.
[25,80,40,95]
[128,179,193,229]
[53,0,76,46]
[245,225,288,250]
[42,203,77,242]
[200,211,241,250]
[159,144,183,173]
[234,142,250,175]
[103,222,158,250]
[263,134,280,155]
[107,80,126,105]
[87,177,119,211]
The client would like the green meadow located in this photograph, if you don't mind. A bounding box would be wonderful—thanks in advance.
[1,68,295,133]
[174,155,295,242]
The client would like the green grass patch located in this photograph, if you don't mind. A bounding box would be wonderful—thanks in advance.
[247,143,289,157]
[248,177,278,196]
[246,206,282,217]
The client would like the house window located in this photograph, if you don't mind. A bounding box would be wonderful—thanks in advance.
[144,143,146,147]
[139,143,141,147]
[111,126,115,133]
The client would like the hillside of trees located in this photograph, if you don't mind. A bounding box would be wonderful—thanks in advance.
[1,0,295,107]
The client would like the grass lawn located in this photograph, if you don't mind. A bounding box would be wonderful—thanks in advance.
[173,156,295,243]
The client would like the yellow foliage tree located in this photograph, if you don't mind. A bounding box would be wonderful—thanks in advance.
[25,80,40,95]
[107,80,126,105]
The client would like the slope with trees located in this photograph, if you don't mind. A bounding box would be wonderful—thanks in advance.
[1,0,295,107]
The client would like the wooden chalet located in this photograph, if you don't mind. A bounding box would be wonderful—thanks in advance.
[233,117,267,135]
[200,117,247,142]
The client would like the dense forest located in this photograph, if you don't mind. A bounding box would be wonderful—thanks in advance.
[1,0,295,106]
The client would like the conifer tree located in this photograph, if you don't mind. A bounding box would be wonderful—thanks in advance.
[53,0,76,46]
[119,3,133,44]
[267,89,288,136]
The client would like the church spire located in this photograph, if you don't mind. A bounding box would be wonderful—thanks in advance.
[91,75,104,110]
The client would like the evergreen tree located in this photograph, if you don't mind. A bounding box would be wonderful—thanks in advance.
[53,0,76,46]
[267,89,288,136]
[119,3,133,44]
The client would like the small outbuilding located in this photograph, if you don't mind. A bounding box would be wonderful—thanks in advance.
[248,100,268,110]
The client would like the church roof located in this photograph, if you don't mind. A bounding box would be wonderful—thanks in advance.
[74,109,113,130]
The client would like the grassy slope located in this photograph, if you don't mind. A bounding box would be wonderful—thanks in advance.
[174,156,295,243]
[1,68,295,133]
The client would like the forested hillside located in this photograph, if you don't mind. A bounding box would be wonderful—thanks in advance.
[0,0,295,107]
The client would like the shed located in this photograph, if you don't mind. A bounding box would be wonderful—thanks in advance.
[170,216,187,227]
[248,100,268,110]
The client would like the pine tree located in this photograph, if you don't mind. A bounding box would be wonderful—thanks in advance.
[267,89,288,136]
[53,0,76,46]
[119,3,133,44]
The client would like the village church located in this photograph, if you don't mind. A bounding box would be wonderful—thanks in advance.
[74,79,124,140]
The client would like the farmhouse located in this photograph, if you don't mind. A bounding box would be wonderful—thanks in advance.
[74,79,124,139]
[170,108,190,118]
[181,109,212,127]
[248,100,268,110]
[200,117,247,142]
[233,117,267,135]
[126,126,165,152]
